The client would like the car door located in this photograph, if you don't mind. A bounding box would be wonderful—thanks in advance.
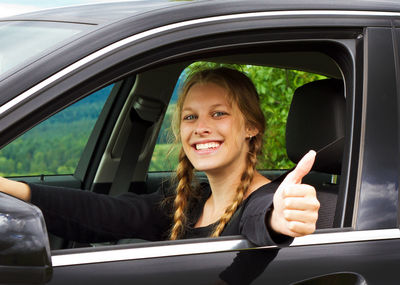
[1,6,400,285]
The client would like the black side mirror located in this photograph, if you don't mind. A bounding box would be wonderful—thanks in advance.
[0,191,52,284]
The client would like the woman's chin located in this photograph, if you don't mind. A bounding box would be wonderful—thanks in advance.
[192,163,221,173]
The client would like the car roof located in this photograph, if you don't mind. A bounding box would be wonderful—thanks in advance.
[3,0,400,26]
[1,1,183,25]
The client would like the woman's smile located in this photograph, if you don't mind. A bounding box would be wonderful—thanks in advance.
[192,140,223,154]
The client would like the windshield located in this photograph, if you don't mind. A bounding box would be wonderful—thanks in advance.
[0,21,88,77]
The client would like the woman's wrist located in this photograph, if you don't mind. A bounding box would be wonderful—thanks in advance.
[0,176,31,202]
[266,208,294,245]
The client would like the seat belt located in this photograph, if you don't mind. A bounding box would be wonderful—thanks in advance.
[109,96,164,196]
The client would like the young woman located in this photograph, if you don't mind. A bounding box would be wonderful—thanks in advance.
[0,67,319,246]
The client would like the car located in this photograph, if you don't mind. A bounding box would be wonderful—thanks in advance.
[0,0,400,284]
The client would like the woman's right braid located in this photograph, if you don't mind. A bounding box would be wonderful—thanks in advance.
[169,149,194,240]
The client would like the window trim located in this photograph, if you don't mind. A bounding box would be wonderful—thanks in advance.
[52,228,400,267]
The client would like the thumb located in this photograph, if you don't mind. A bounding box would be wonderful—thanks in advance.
[283,150,316,184]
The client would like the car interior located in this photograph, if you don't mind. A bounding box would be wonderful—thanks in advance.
[3,46,348,250]
[84,50,347,243]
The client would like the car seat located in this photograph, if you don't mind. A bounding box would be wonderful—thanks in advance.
[286,79,346,229]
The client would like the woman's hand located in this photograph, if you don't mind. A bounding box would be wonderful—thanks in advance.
[269,150,320,237]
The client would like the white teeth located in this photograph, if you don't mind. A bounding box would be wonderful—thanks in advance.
[196,142,220,150]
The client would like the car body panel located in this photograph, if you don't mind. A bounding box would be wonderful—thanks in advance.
[48,229,400,284]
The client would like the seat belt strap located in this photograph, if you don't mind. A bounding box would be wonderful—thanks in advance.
[109,107,154,196]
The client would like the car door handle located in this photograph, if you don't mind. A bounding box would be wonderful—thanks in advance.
[292,272,367,285]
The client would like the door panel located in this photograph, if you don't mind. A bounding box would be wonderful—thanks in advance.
[49,238,400,284]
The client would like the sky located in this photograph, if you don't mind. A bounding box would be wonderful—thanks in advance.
[0,0,127,18]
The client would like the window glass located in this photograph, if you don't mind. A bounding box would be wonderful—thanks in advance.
[148,63,326,172]
[0,21,88,76]
[0,84,114,177]
[148,72,184,172]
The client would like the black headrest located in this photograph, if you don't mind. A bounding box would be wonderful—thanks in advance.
[286,79,345,174]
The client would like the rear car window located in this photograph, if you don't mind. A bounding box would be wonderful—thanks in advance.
[0,84,113,177]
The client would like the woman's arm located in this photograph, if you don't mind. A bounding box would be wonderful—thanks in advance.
[28,183,172,243]
[0,176,171,243]
[0,176,31,201]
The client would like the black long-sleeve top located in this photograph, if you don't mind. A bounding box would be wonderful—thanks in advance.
[29,178,290,246]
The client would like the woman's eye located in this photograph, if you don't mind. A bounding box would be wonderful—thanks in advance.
[183,114,196,121]
[212,111,227,117]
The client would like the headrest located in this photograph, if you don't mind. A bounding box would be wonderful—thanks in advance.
[286,79,345,174]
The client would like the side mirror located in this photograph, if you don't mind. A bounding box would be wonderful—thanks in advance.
[0,191,52,284]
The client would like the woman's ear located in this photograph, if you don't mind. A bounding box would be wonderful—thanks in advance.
[246,125,259,138]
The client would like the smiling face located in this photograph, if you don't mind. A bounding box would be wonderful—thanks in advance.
[180,82,253,175]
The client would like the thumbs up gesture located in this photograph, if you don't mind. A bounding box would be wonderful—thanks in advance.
[269,150,320,237]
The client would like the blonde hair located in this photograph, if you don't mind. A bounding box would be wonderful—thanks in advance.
[170,67,265,239]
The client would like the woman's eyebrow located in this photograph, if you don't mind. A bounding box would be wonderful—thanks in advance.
[181,106,194,112]
[209,103,225,109]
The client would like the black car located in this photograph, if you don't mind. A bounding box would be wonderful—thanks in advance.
[0,0,399,284]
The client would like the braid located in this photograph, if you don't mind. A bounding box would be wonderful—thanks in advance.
[169,149,194,240]
[211,136,262,237]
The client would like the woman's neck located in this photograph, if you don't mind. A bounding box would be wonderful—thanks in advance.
[206,167,270,200]
[206,169,242,210]
[194,167,242,227]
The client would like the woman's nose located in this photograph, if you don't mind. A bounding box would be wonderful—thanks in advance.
[194,117,211,135]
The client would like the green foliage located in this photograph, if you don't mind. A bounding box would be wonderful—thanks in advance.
[0,120,94,176]
[149,143,179,172]
[243,66,326,169]
[156,103,177,144]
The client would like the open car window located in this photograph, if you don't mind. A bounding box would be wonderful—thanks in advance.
[145,60,343,235]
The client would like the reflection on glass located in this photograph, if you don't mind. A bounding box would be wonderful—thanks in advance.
[0,21,87,76]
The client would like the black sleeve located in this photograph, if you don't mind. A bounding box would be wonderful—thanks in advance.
[239,181,293,247]
[29,183,172,243]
